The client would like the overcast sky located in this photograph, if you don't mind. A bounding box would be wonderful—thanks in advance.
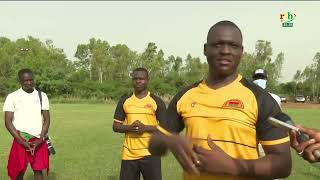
[0,1,319,82]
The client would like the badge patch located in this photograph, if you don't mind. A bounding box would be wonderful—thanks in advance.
[223,99,244,109]
[144,104,153,109]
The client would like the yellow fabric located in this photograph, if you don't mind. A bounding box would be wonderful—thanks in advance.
[157,125,172,136]
[121,92,159,160]
[174,75,288,180]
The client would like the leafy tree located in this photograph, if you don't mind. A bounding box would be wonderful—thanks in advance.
[239,40,284,93]
[0,36,292,102]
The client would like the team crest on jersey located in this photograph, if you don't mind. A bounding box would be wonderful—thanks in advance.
[223,99,244,109]
[144,104,153,109]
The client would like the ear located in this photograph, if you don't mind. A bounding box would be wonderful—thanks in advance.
[239,45,244,59]
[203,43,208,56]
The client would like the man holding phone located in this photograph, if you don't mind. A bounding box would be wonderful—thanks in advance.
[267,113,320,163]
[290,126,320,163]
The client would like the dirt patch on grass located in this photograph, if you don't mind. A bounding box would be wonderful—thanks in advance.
[282,102,320,109]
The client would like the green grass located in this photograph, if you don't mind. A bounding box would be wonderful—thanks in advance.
[284,109,320,180]
[0,104,319,180]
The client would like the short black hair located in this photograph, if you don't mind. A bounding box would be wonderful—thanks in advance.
[207,20,243,42]
[132,67,149,78]
[18,68,33,80]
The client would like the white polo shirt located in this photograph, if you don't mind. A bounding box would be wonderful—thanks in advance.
[3,88,49,137]
[269,92,281,106]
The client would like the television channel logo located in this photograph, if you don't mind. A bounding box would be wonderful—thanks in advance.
[280,12,296,27]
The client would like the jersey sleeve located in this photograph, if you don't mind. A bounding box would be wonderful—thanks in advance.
[160,94,185,134]
[240,78,289,146]
[113,95,129,123]
[3,94,14,112]
[256,92,289,145]
[157,82,200,135]
[150,94,167,124]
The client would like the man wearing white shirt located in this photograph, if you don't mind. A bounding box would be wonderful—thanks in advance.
[252,68,281,106]
[3,68,50,180]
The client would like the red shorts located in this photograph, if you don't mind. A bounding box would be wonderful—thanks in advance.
[7,138,49,180]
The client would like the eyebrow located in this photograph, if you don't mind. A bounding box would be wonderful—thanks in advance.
[211,39,241,44]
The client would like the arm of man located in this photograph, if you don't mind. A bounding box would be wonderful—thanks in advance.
[143,125,157,133]
[40,110,50,138]
[236,142,291,178]
[290,126,320,163]
[149,87,200,175]
[126,120,156,134]
[4,112,31,149]
[3,94,32,152]
[193,136,291,179]
[256,94,292,178]
[113,121,136,133]
[31,110,50,149]
[240,92,292,178]
[248,88,292,178]
[112,94,139,134]
[32,92,51,149]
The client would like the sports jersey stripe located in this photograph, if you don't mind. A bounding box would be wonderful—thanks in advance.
[157,126,172,136]
[123,145,149,150]
[125,136,152,139]
[191,137,256,149]
[184,116,255,129]
[126,113,154,115]
[183,102,252,116]
[260,136,289,145]
[113,119,124,123]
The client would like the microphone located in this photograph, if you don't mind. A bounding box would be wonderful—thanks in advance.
[269,113,320,159]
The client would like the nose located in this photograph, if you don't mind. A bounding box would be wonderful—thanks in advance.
[220,44,231,54]
[26,80,33,85]
[136,78,142,83]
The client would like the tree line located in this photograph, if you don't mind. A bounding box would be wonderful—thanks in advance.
[279,52,320,102]
[0,36,316,102]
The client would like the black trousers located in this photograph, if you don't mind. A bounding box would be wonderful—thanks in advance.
[119,155,162,180]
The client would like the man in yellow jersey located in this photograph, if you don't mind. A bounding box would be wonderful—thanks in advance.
[113,67,166,180]
[149,20,292,180]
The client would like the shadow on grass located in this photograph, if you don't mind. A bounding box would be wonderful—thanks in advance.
[25,171,56,180]
[107,175,117,180]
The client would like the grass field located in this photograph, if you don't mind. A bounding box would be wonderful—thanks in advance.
[0,103,320,180]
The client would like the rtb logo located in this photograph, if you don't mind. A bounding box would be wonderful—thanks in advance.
[280,12,296,27]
